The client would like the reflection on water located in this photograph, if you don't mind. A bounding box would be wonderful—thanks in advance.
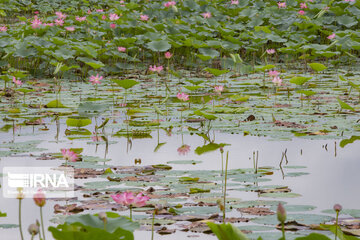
[0,118,359,240]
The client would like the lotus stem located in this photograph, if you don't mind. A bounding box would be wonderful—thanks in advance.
[18,199,24,240]
[281,222,285,240]
[223,151,229,222]
[221,149,224,195]
[180,105,183,123]
[40,207,46,240]
[335,210,339,240]
[130,205,133,221]
[151,210,155,240]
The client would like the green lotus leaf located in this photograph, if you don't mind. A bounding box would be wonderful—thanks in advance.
[146,40,171,52]
[66,117,92,128]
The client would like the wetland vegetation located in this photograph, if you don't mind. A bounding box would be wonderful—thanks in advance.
[0,0,360,239]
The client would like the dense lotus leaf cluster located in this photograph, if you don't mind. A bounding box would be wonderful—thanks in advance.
[0,0,359,78]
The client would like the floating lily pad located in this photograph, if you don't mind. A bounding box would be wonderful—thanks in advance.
[232,200,286,209]
[0,224,19,229]
[260,192,302,198]
[270,205,316,212]
[45,99,67,108]
[285,172,310,177]
[322,209,360,218]
[167,160,202,165]
[252,214,332,225]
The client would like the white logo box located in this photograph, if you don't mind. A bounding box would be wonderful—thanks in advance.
[2,167,74,199]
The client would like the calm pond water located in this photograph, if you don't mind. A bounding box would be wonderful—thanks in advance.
[1,118,359,239]
[0,66,359,240]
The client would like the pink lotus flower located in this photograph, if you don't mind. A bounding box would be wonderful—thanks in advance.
[165,51,173,59]
[177,144,190,155]
[31,16,42,29]
[110,23,116,29]
[109,13,119,21]
[0,25,7,32]
[298,10,306,15]
[89,74,103,85]
[177,92,189,101]
[164,1,176,7]
[101,15,107,20]
[231,0,239,4]
[277,2,286,8]
[266,49,276,54]
[13,76,22,86]
[214,85,224,94]
[272,76,282,86]
[96,9,104,12]
[149,65,163,73]
[61,149,78,162]
[44,23,54,27]
[55,12,67,19]
[118,47,126,52]
[344,0,354,2]
[75,16,86,22]
[33,190,46,207]
[328,33,336,40]
[201,12,212,18]
[268,70,280,77]
[87,9,92,14]
[34,11,39,15]
[140,15,149,21]
[65,26,75,31]
[300,2,307,8]
[133,193,150,207]
[55,18,64,26]
[111,192,150,207]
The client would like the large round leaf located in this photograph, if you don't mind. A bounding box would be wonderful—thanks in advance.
[146,40,171,52]
[198,48,220,58]
[112,79,139,89]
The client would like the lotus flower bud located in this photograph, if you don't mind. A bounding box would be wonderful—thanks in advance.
[28,223,39,236]
[277,203,287,223]
[333,204,342,212]
[219,147,224,154]
[33,190,46,207]
[16,187,25,200]
[98,212,107,222]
